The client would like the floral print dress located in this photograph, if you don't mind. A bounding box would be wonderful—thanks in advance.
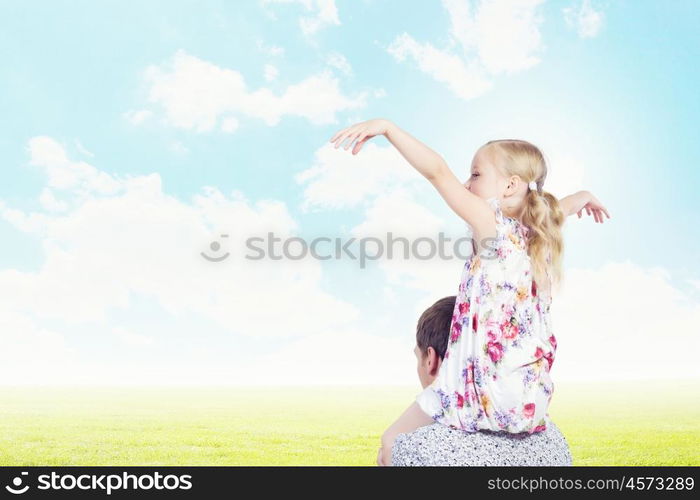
[415,196,557,434]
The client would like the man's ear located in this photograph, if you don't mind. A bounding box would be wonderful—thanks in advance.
[433,357,442,378]
[427,347,442,377]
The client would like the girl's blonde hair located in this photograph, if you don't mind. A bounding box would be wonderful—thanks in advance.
[482,139,565,297]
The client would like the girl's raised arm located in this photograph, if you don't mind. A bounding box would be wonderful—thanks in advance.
[330,119,496,239]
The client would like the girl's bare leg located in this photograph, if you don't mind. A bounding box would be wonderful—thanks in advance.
[380,401,435,465]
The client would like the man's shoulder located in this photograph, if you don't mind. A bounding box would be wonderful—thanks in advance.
[397,422,469,445]
[401,420,564,442]
[392,420,571,466]
[392,423,461,464]
[391,424,437,466]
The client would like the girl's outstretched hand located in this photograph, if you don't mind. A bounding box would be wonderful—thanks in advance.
[329,118,391,155]
[577,192,611,223]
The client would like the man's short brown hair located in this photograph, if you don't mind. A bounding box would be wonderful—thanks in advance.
[416,296,456,360]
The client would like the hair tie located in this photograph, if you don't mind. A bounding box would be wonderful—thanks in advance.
[528,180,538,191]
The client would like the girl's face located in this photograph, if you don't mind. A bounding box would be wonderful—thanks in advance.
[464,148,505,200]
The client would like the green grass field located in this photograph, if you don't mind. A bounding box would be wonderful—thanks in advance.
[0,379,697,466]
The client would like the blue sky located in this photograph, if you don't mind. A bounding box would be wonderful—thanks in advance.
[1,0,698,386]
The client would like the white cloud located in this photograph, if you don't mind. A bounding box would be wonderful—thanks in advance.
[552,260,700,381]
[74,139,94,158]
[220,116,240,133]
[112,326,155,347]
[169,141,190,155]
[252,328,415,385]
[387,33,492,101]
[0,308,78,385]
[39,187,68,212]
[350,188,446,239]
[535,143,586,197]
[445,0,546,75]
[261,0,341,36]
[563,0,604,39]
[1,137,359,348]
[350,188,467,296]
[137,50,367,132]
[299,0,340,36]
[27,136,122,202]
[326,51,352,76]
[386,0,546,100]
[123,109,153,125]
[256,39,286,57]
[295,142,425,211]
[264,63,279,82]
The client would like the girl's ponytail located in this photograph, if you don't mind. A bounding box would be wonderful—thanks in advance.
[521,185,566,297]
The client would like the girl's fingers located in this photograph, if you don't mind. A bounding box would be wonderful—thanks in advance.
[352,136,367,155]
[333,131,352,149]
[352,129,368,148]
[352,133,369,154]
[591,201,611,220]
[352,137,362,155]
[345,130,362,150]
[332,128,352,148]
[329,131,340,143]
[330,128,348,143]
[338,127,362,149]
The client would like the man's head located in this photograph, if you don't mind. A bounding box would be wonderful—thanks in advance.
[414,295,456,388]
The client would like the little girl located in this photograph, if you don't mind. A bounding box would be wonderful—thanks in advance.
[329,119,611,466]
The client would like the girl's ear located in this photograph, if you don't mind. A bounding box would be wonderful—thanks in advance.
[505,175,520,194]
